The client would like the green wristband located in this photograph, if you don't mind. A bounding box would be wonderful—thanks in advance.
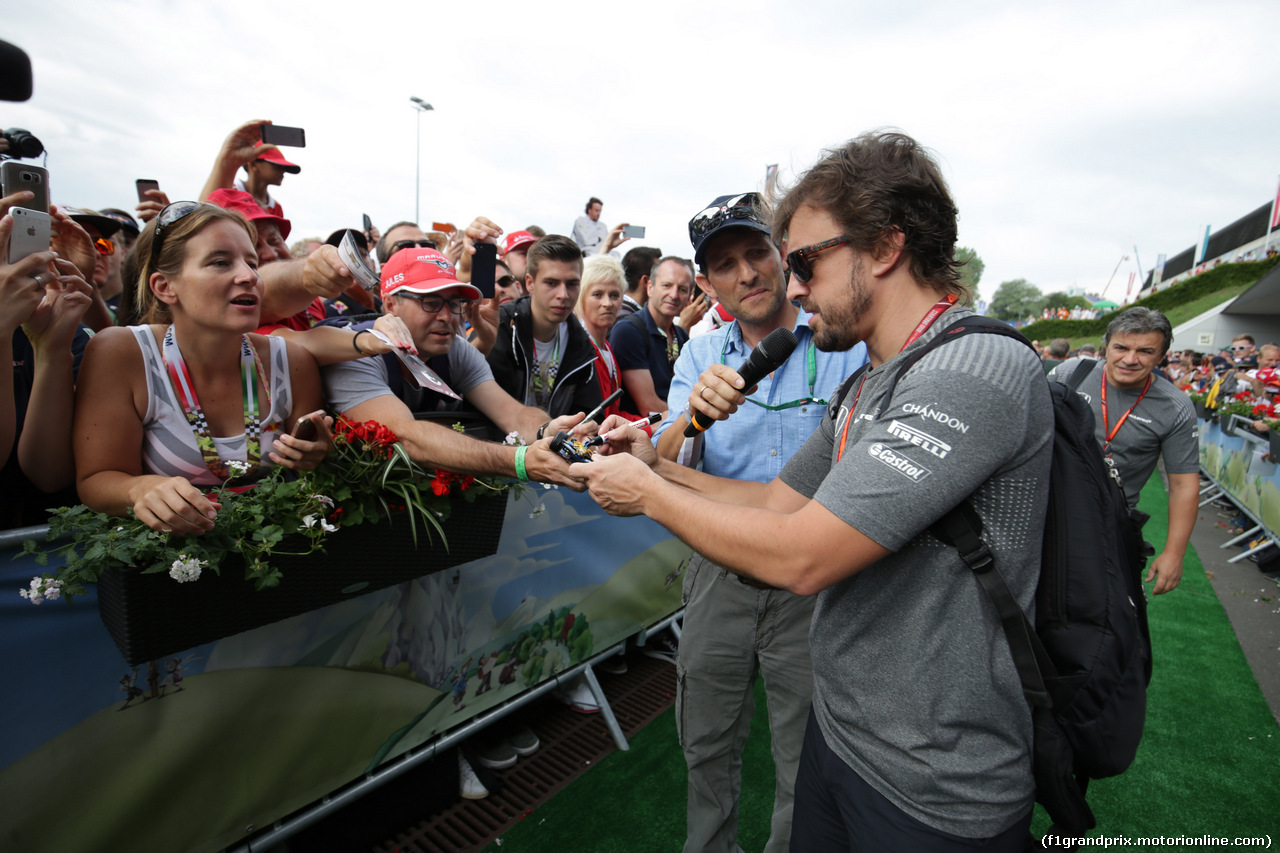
[514,445,529,481]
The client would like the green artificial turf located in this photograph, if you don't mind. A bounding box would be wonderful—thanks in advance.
[485,477,1280,851]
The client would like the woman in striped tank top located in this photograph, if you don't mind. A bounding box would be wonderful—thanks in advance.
[73,202,331,537]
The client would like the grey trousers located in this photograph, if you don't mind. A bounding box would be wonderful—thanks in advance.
[677,557,816,853]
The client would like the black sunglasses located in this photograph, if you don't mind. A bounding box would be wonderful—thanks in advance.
[688,193,764,242]
[390,238,438,256]
[147,201,204,275]
[497,275,518,288]
[785,236,852,285]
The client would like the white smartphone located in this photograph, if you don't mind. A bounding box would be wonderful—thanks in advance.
[7,206,50,264]
[621,225,646,239]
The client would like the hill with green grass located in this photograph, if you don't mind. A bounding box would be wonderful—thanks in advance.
[1020,256,1280,348]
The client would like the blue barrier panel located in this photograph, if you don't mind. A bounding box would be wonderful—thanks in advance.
[0,488,687,852]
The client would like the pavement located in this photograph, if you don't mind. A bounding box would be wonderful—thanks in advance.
[1185,472,1280,725]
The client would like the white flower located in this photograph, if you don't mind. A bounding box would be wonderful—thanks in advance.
[503,431,522,446]
[313,494,334,508]
[19,576,63,605]
[227,460,251,477]
[169,555,206,583]
[529,502,547,519]
[301,514,337,533]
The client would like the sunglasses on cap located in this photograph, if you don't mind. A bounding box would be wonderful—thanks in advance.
[93,237,115,256]
[785,235,852,285]
[688,193,764,241]
[146,200,206,275]
[390,239,438,255]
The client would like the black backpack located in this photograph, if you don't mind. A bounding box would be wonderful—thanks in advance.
[832,316,1151,834]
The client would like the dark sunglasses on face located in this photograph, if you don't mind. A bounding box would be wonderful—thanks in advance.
[785,235,852,285]
[400,293,469,316]
[390,239,438,255]
[497,275,518,288]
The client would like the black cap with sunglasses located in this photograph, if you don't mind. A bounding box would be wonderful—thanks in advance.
[688,192,771,266]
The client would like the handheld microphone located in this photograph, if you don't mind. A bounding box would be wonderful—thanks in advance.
[683,326,798,437]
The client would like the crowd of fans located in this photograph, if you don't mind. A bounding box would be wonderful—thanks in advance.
[0,119,738,533]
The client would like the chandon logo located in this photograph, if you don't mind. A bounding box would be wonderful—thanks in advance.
[886,421,952,459]
[868,443,931,481]
[899,404,969,433]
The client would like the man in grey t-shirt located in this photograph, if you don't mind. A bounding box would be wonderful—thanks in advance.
[574,132,1050,851]
[1050,306,1198,594]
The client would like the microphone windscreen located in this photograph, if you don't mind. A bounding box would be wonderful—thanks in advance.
[0,41,32,102]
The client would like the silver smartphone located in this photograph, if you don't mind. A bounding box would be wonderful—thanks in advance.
[1,161,49,213]
[8,206,51,264]
[621,224,646,239]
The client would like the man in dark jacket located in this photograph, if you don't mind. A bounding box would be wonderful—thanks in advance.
[487,235,601,420]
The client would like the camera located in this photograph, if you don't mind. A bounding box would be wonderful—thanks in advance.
[1,128,43,160]
[549,431,595,464]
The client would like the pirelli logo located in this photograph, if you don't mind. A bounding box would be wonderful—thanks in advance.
[868,443,932,482]
[886,420,952,459]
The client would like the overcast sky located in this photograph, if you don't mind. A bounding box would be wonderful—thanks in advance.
[5,0,1278,304]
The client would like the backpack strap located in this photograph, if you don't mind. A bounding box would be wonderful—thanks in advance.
[931,505,1059,709]
[1063,356,1097,392]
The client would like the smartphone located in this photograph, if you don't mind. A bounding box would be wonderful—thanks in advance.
[621,225,646,239]
[362,213,373,236]
[431,222,457,235]
[471,242,497,299]
[260,124,306,148]
[290,415,319,443]
[136,179,160,203]
[7,206,51,264]
[1,161,49,213]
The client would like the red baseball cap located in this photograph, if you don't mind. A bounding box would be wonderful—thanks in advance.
[205,187,292,239]
[1257,368,1280,393]
[501,230,537,256]
[380,247,482,301]
[254,142,301,174]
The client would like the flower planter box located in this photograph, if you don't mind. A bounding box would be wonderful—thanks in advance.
[1193,399,1212,420]
[97,497,507,666]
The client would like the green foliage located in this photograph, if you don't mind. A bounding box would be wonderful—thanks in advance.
[956,246,984,301]
[1020,257,1280,341]
[989,278,1044,322]
[1042,291,1092,311]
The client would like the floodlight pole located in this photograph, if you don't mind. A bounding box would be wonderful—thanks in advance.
[410,97,434,225]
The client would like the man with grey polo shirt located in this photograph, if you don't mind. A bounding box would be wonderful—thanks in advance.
[574,131,1051,851]
[1050,306,1198,594]
[322,246,584,488]
[653,192,867,853]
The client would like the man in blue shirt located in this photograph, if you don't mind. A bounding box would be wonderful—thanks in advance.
[652,192,867,853]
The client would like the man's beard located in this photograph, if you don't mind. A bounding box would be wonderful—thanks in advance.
[808,258,871,353]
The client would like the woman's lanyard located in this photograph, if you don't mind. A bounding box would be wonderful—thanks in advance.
[162,327,270,480]
[836,294,958,462]
[1100,373,1152,453]
[719,325,820,411]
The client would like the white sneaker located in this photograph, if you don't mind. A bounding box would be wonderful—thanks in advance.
[458,754,489,800]
[552,678,600,713]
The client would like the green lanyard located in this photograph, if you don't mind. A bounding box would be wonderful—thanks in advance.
[719,324,823,411]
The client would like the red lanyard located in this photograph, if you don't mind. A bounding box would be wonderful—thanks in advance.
[1100,373,1152,450]
[836,295,958,461]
